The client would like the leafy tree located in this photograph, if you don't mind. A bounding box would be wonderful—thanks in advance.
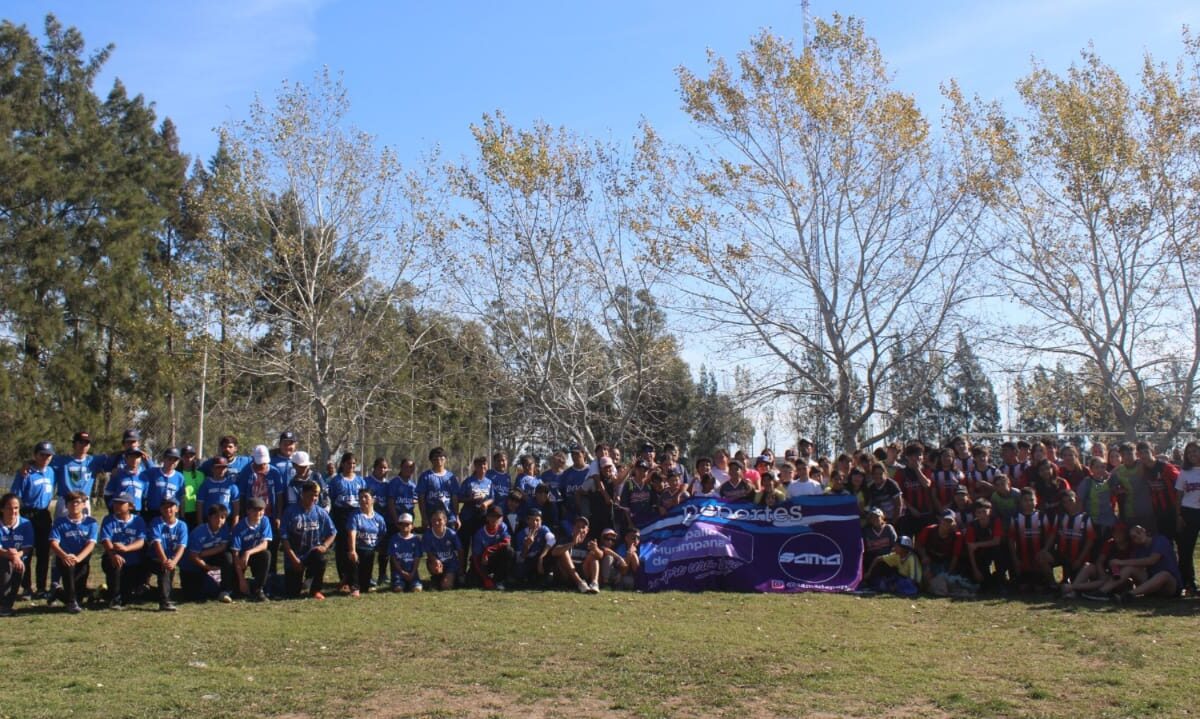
[942,332,1000,436]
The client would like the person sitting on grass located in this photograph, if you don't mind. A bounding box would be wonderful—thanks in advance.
[183,503,235,603]
[346,488,387,597]
[421,509,461,591]
[0,493,33,617]
[864,535,922,596]
[280,479,337,600]
[861,507,897,570]
[1041,491,1096,592]
[616,527,641,589]
[146,496,187,611]
[915,510,964,592]
[48,491,98,613]
[472,504,513,590]
[99,493,147,610]
[1062,522,1133,600]
[231,497,273,602]
[1096,524,1182,604]
[388,513,423,592]
[553,515,602,594]
[598,527,637,589]
[514,507,556,588]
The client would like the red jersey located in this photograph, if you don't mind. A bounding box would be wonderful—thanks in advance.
[1096,537,1134,573]
[964,516,1005,545]
[1052,512,1095,565]
[1010,511,1049,571]
[964,466,998,496]
[917,524,963,563]
[1002,462,1031,489]
[897,466,933,517]
[1144,461,1180,513]
[930,469,962,508]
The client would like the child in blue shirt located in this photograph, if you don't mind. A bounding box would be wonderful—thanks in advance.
[99,494,147,609]
[147,496,187,611]
[421,509,461,590]
[389,513,423,592]
[231,497,274,601]
[183,504,235,603]
[48,491,98,612]
[346,488,387,597]
[0,493,34,615]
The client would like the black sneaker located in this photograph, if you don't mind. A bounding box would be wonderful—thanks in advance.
[0,605,14,617]
[109,599,125,611]
[1114,591,1137,605]
[254,591,270,603]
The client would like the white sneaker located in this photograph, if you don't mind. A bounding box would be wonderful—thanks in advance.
[576,579,590,593]
[587,582,600,594]
[218,591,233,604]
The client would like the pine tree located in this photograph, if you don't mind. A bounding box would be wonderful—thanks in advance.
[943,332,1000,436]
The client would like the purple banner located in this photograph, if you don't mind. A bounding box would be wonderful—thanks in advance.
[635,496,863,593]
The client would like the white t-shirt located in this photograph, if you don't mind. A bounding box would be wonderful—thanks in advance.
[1175,467,1200,510]
[786,479,824,499]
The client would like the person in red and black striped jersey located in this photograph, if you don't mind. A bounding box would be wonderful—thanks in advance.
[1030,459,1072,522]
[997,441,1029,491]
[963,499,1007,592]
[1041,491,1096,586]
[930,449,963,514]
[1009,488,1054,593]
[964,445,998,499]
[896,445,933,538]
[916,510,963,587]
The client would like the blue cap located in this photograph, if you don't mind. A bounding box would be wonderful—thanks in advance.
[34,441,54,456]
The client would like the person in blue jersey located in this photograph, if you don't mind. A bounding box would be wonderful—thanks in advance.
[147,496,187,611]
[198,434,251,479]
[502,490,526,537]
[0,493,34,616]
[458,456,494,568]
[530,484,560,536]
[388,458,418,534]
[284,451,329,510]
[12,441,56,599]
[514,454,542,499]
[417,447,459,531]
[346,488,388,597]
[280,480,337,600]
[421,509,461,591]
[48,491,98,613]
[615,527,642,589]
[143,448,187,524]
[486,452,513,512]
[513,507,556,588]
[559,445,592,534]
[232,497,273,602]
[552,515,602,594]
[99,494,147,609]
[103,447,150,515]
[472,505,513,590]
[388,512,423,592]
[196,456,240,529]
[364,457,392,589]
[238,445,284,577]
[52,432,104,519]
[620,459,658,530]
[183,504,235,603]
[538,451,567,511]
[327,452,365,594]
[269,431,299,486]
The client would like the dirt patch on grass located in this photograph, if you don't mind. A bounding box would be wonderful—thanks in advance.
[277,686,618,719]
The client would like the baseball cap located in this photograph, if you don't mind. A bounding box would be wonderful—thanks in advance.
[160,495,179,507]
[598,457,614,468]
[278,431,297,443]
[898,536,914,549]
[955,485,969,495]
[211,455,229,467]
[798,438,813,446]
[601,528,618,538]
[728,459,744,470]
[635,459,652,470]
[568,443,583,453]
[72,431,91,444]
[486,505,503,517]
[784,449,798,459]
[123,446,142,457]
[34,441,54,456]
[867,507,885,517]
[526,508,542,518]
[252,444,271,465]
[122,429,141,442]
[756,455,771,466]
[639,443,655,454]
[940,509,957,522]
[112,493,135,506]
[181,445,197,456]
[246,497,267,510]
[162,447,182,459]
[291,451,313,467]
[398,513,414,524]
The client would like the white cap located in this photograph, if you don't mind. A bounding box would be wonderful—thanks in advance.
[292,450,313,467]
[252,444,271,465]
[398,513,414,524]
[598,456,614,468]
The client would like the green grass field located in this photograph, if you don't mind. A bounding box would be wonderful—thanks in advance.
[3,584,1199,719]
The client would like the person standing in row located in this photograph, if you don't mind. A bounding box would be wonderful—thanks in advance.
[12,441,56,599]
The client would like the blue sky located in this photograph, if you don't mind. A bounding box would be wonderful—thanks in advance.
[7,1,1197,166]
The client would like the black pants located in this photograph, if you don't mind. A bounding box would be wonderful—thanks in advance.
[55,558,89,606]
[1178,507,1200,589]
[242,551,270,595]
[0,555,25,608]
[332,507,353,586]
[377,529,392,585]
[475,545,515,584]
[101,554,145,603]
[285,550,328,597]
[969,546,1008,592]
[20,508,51,594]
[181,552,234,600]
[350,547,376,591]
[148,560,176,605]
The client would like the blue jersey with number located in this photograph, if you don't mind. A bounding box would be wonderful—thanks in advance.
[148,517,188,560]
[281,504,336,554]
[471,522,510,558]
[388,533,423,572]
[388,476,417,516]
[100,514,147,564]
[486,469,512,506]
[184,523,231,571]
[53,455,104,502]
[197,477,240,515]
[49,516,99,555]
[12,466,56,510]
[144,469,187,512]
[420,528,461,570]
[231,515,274,552]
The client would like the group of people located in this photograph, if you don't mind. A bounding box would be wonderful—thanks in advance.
[1,428,1196,614]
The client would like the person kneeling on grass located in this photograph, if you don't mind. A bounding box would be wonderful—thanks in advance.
[552,515,602,594]
[280,480,337,600]
[183,504,236,603]
[514,508,555,588]
[1062,522,1133,600]
[0,493,34,617]
[146,496,187,611]
[389,513,423,592]
[346,488,387,597]
[48,491,98,613]
[421,509,461,591]
[1096,525,1182,604]
[99,493,147,610]
[473,505,514,590]
[864,535,922,597]
[232,497,273,602]
[598,527,638,590]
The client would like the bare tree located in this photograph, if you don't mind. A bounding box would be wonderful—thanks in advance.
[645,18,979,450]
[949,34,1200,443]
[205,69,444,461]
